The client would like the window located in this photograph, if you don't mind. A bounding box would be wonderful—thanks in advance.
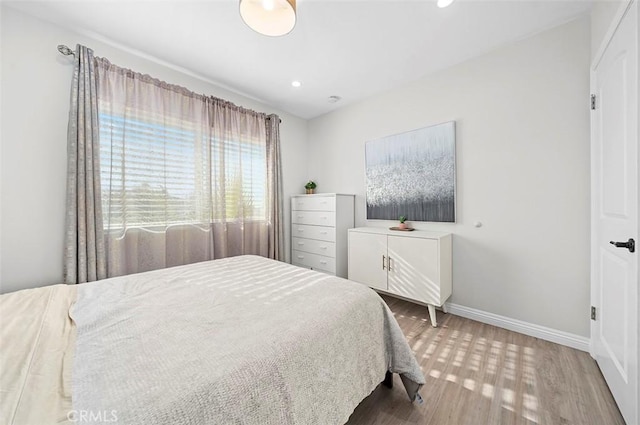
[99,107,267,231]
[92,56,283,275]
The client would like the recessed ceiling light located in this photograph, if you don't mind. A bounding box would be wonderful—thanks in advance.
[437,0,454,8]
[291,80,301,87]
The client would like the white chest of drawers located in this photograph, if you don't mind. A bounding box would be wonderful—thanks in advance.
[291,194,354,277]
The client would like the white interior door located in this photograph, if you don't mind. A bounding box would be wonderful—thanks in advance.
[591,2,638,424]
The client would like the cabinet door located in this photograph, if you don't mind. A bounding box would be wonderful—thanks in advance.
[348,232,387,290]
[388,236,440,305]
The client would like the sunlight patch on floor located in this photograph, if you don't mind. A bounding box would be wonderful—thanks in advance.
[421,328,540,424]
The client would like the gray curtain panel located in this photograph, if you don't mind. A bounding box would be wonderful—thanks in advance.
[63,44,107,284]
[266,114,284,261]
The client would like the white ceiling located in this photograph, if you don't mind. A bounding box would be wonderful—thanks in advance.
[6,0,593,119]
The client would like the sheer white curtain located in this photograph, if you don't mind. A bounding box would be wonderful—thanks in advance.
[95,58,282,277]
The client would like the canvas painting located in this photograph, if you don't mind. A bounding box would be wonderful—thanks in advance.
[366,121,456,222]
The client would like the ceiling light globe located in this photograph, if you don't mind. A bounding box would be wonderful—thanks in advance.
[262,0,275,11]
[437,0,454,8]
[291,81,301,87]
[240,0,296,37]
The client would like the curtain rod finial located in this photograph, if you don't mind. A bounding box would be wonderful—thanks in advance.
[57,45,75,56]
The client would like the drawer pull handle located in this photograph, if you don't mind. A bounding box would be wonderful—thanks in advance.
[298,216,304,219]
[320,246,327,249]
[320,261,327,265]
[298,242,304,246]
[297,255,304,259]
[321,216,327,219]
[298,229,304,232]
[320,231,327,235]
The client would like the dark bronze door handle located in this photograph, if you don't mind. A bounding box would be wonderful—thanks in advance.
[609,238,635,253]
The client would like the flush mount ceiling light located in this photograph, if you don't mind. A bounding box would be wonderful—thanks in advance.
[291,80,301,87]
[437,0,454,8]
[240,0,297,37]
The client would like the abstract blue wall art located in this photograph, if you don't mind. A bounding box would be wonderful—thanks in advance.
[365,121,456,222]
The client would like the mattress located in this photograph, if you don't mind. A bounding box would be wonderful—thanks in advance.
[1,255,425,425]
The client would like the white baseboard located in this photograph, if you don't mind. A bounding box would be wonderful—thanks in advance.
[444,302,590,352]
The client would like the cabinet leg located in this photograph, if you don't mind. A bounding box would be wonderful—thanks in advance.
[441,303,448,314]
[427,304,437,327]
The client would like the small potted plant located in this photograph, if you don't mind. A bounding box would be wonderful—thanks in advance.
[398,215,408,230]
[305,180,317,194]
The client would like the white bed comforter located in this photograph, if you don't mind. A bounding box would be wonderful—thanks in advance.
[0,284,77,425]
[2,255,425,425]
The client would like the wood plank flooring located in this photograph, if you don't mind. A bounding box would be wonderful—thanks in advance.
[346,296,625,425]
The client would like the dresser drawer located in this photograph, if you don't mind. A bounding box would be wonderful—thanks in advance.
[292,237,336,257]
[291,211,336,226]
[291,224,336,242]
[292,263,335,276]
[292,196,336,212]
[292,250,336,273]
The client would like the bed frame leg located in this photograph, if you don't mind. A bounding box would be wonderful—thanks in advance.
[383,371,393,388]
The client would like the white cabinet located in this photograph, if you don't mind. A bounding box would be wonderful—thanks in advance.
[348,227,452,327]
[291,194,354,277]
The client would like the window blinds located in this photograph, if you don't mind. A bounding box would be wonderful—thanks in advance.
[99,107,267,231]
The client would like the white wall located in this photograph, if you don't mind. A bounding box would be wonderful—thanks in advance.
[591,0,628,60]
[307,18,591,337]
[0,6,308,294]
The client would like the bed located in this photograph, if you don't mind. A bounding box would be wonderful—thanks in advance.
[1,255,425,425]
